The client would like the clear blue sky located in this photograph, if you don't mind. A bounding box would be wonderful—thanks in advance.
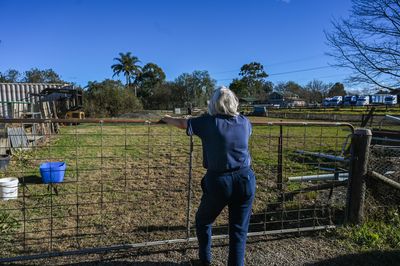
[0,0,354,88]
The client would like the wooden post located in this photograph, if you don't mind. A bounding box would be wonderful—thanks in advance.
[346,128,372,224]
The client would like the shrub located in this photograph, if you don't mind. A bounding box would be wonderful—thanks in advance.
[84,79,142,117]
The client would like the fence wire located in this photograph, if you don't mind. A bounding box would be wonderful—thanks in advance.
[369,145,400,184]
[0,119,354,261]
[366,113,400,221]
[367,145,400,213]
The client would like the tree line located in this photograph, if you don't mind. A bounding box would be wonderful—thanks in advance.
[0,68,64,83]
[109,52,217,112]
[0,57,347,117]
[1,0,397,117]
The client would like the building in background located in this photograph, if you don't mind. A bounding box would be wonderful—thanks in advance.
[0,83,82,119]
[267,92,306,107]
[0,83,66,118]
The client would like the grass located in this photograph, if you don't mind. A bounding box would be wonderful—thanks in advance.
[0,121,354,257]
[334,208,400,251]
[0,209,20,235]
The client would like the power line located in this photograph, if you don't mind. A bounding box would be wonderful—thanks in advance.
[211,54,325,76]
[267,54,324,67]
[215,65,334,81]
[295,73,348,82]
[269,66,332,76]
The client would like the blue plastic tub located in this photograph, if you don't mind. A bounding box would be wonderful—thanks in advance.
[39,162,66,184]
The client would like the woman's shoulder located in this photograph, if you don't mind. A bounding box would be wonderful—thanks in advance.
[189,113,212,124]
[237,114,250,122]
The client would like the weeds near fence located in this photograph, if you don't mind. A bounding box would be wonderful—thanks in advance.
[336,208,400,250]
[0,209,20,235]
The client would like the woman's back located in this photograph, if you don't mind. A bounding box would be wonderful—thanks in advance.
[187,114,252,172]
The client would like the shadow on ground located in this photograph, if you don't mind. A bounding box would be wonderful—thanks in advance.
[66,262,192,266]
[306,250,400,266]
[18,175,42,184]
[7,261,195,266]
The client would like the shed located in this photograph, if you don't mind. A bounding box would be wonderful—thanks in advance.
[0,83,66,118]
[267,92,305,107]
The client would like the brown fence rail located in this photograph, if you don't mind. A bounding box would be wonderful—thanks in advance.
[0,119,355,262]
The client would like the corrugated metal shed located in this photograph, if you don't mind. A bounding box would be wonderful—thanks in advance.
[0,83,65,118]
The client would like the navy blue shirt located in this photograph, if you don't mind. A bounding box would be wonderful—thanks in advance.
[186,114,252,172]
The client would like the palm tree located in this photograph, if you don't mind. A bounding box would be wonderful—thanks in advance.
[111,52,142,96]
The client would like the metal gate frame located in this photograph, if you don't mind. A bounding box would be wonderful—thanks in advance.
[0,118,358,263]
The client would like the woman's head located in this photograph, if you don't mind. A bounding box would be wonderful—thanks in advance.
[208,86,239,116]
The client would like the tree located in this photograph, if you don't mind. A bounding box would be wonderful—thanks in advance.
[0,68,65,83]
[0,69,20,82]
[175,70,216,107]
[239,62,268,80]
[274,81,304,97]
[111,52,142,95]
[147,81,185,110]
[229,78,247,98]
[327,82,346,97]
[22,68,64,83]
[137,63,166,89]
[283,81,303,97]
[84,79,142,117]
[136,63,166,108]
[325,0,400,91]
[229,62,271,100]
[304,79,331,102]
[273,82,287,94]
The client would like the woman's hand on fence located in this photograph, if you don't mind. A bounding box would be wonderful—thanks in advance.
[159,115,171,124]
[160,115,188,129]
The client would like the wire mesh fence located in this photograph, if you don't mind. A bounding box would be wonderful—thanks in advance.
[367,145,400,214]
[0,118,354,262]
[365,113,400,226]
[369,145,400,184]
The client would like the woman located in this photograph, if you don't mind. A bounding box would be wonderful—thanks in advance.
[162,86,256,266]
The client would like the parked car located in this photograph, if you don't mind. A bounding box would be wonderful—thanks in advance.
[307,102,321,108]
[370,94,387,104]
[329,96,343,106]
[384,95,398,105]
[252,106,267,116]
[356,95,370,106]
[343,95,358,106]
[323,98,332,107]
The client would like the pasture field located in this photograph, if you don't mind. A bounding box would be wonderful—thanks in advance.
[0,121,351,258]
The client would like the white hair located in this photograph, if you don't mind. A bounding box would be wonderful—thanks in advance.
[208,86,239,116]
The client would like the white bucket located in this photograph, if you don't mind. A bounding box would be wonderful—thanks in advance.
[0,177,19,200]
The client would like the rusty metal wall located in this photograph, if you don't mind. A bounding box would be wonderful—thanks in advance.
[0,83,64,118]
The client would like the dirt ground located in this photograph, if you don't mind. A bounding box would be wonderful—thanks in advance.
[5,233,400,266]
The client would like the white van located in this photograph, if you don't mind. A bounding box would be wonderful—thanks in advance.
[356,95,370,106]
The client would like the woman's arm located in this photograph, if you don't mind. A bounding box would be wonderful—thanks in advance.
[161,115,188,129]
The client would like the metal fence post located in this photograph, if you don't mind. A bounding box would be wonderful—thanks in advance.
[186,135,194,240]
[277,125,283,192]
[346,128,372,224]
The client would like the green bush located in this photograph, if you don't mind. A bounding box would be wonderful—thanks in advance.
[84,79,142,117]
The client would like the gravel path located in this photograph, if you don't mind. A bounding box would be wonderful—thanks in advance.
[6,234,400,265]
